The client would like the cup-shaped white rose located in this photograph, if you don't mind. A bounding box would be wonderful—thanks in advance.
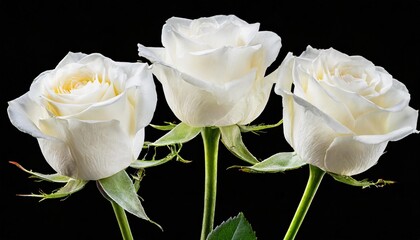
[7,52,157,180]
[275,46,418,176]
[138,14,281,127]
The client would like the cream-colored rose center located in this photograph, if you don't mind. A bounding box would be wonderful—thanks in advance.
[54,74,110,94]
[45,72,120,117]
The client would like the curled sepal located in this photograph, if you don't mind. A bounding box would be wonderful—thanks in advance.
[219,125,259,165]
[229,152,306,173]
[98,170,162,230]
[239,119,283,134]
[18,179,88,200]
[130,145,180,169]
[206,212,257,240]
[150,121,178,131]
[133,169,145,193]
[328,173,396,189]
[9,161,70,183]
[149,122,202,147]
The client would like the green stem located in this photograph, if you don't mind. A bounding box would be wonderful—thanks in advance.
[200,127,221,240]
[111,200,134,240]
[284,165,326,240]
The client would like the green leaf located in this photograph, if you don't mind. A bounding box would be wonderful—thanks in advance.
[150,122,202,146]
[220,125,259,165]
[328,173,396,188]
[9,161,71,183]
[229,152,306,173]
[19,179,88,200]
[207,212,256,240]
[98,170,161,229]
[239,119,283,133]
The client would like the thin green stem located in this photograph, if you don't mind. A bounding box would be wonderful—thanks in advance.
[200,127,221,240]
[284,165,326,240]
[111,200,134,240]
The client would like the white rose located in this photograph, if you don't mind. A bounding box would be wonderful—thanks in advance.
[138,14,281,127]
[275,46,418,176]
[7,52,157,180]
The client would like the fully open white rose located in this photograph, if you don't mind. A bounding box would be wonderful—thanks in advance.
[275,46,418,176]
[7,52,157,180]
[138,14,281,127]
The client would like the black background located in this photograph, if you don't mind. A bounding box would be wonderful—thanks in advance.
[1,1,419,240]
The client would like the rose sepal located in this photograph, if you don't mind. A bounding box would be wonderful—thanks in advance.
[144,121,201,164]
[219,125,260,165]
[130,144,183,169]
[18,179,87,200]
[228,152,306,173]
[149,121,177,131]
[9,161,87,200]
[238,119,283,134]
[149,122,202,147]
[328,172,395,188]
[9,161,70,183]
[97,169,162,230]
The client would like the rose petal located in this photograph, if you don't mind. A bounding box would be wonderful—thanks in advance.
[318,80,383,119]
[152,62,256,104]
[38,118,133,180]
[292,66,355,130]
[56,52,87,68]
[163,15,260,53]
[324,136,388,176]
[138,44,166,63]
[66,91,129,130]
[151,62,255,126]
[126,81,157,131]
[369,79,410,111]
[283,92,352,169]
[132,128,145,160]
[274,52,295,95]
[162,20,209,58]
[251,31,282,68]
[220,69,276,125]
[173,45,262,85]
[355,106,419,143]
[7,93,52,140]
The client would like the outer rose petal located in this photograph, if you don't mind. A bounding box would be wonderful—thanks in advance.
[7,93,52,140]
[225,67,280,125]
[283,92,352,170]
[126,81,157,131]
[56,52,87,68]
[137,44,166,63]
[250,31,282,68]
[324,136,388,176]
[151,62,257,126]
[132,128,145,160]
[38,118,133,180]
[274,52,295,95]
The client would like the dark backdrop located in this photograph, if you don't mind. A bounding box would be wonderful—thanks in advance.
[1,1,419,240]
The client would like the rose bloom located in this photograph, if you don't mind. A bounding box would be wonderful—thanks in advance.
[138,14,282,127]
[275,46,418,176]
[7,52,157,180]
